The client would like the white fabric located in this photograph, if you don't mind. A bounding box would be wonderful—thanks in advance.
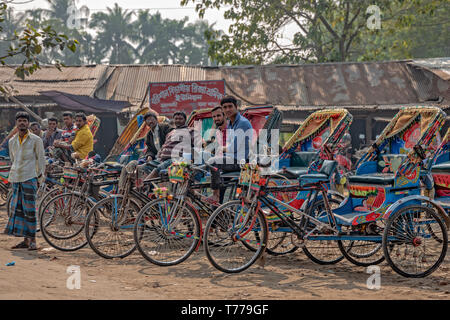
[8,132,45,183]
[153,125,161,152]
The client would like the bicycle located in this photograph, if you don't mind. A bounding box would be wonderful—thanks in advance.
[39,164,120,251]
[132,161,242,266]
[204,159,448,277]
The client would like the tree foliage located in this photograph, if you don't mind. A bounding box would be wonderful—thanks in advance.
[181,0,449,64]
[4,1,215,65]
[0,1,78,97]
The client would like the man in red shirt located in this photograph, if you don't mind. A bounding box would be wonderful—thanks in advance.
[205,106,227,151]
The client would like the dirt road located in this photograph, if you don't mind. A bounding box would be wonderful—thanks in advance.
[0,208,449,300]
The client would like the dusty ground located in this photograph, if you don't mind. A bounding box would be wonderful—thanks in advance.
[0,207,449,300]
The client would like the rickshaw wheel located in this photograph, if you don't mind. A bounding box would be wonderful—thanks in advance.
[302,198,344,265]
[338,221,385,267]
[383,205,448,278]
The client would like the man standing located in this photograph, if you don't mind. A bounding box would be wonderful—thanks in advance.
[206,96,253,205]
[43,117,62,150]
[4,112,45,250]
[144,111,171,161]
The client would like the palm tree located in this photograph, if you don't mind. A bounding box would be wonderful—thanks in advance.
[24,8,44,29]
[44,0,74,23]
[133,11,215,65]
[89,3,136,64]
[133,11,184,64]
[176,20,215,65]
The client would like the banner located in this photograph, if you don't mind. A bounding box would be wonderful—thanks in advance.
[149,80,226,116]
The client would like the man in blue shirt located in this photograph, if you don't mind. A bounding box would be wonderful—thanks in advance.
[205,95,253,205]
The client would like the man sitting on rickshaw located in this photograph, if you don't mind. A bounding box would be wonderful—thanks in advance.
[205,96,253,205]
[53,113,93,164]
[144,111,195,180]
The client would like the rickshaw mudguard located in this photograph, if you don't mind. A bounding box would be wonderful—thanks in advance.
[327,190,345,201]
[355,161,377,175]
[299,189,344,212]
[331,196,354,216]
[383,195,450,230]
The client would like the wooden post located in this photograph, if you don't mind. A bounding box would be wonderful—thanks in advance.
[365,114,372,144]
[9,95,44,125]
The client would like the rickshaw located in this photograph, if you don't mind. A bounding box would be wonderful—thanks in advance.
[331,106,447,269]
[187,105,283,202]
[125,106,284,266]
[428,128,450,212]
[262,109,353,258]
[279,109,352,175]
[203,106,448,278]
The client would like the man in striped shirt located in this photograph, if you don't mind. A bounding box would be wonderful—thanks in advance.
[145,111,194,180]
[52,112,78,163]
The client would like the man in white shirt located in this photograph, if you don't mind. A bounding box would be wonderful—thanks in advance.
[4,112,45,250]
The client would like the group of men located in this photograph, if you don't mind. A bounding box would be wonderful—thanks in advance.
[3,94,251,250]
[142,95,253,205]
[3,111,94,250]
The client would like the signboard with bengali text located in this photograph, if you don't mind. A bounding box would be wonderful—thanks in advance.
[149,80,226,116]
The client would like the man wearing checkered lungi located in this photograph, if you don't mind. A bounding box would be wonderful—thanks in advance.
[4,112,45,250]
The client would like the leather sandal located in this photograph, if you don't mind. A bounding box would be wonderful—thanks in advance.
[11,241,29,249]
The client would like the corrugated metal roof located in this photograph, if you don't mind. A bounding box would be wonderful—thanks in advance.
[95,65,211,104]
[1,58,448,109]
[0,65,108,97]
[411,58,450,81]
[274,103,449,112]
[97,59,449,108]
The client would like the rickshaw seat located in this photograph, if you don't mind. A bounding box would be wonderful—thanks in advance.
[299,160,337,186]
[278,167,308,178]
[348,173,395,185]
[299,173,329,185]
[104,162,124,169]
[290,152,317,167]
[432,162,450,173]
[221,172,240,179]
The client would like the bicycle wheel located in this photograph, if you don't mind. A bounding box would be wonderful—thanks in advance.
[36,185,66,232]
[38,186,68,219]
[338,220,385,267]
[0,183,8,207]
[85,195,140,259]
[383,205,448,278]
[203,200,268,273]
[302,198,344,265]
[134,197,201,266]
[264,174,299,256]
[6,189,12,217]
[40,192,93,251]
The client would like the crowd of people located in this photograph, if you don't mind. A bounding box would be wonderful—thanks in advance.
[2,95,254,250]
[141,95,253,205]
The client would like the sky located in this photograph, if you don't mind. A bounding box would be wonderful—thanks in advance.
[9,0,298,42]
[9,0,234,31]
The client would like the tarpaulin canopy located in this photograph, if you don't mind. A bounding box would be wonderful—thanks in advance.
[40,90,131,113]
